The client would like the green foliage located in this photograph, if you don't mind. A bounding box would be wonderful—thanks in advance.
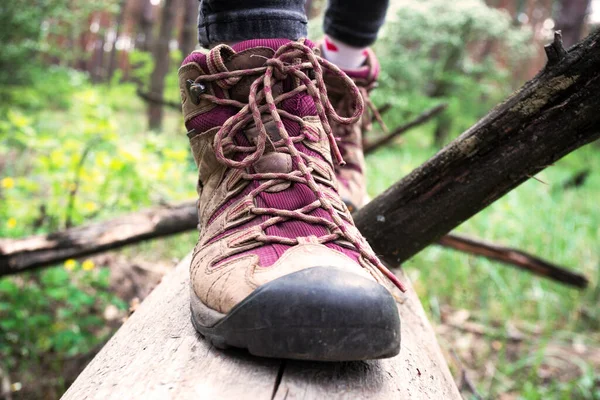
[0,69,193,236]
[0,66,191,391]
[0,262,126,373]
[0,0,116,86]
[373,0,534,138]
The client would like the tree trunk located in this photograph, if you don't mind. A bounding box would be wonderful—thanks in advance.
[353,31,600,265]
[555,0,591,48]
[148,0,177,130]
[179,0,198,57]
[107,0,129,82]
[136,0,154,51]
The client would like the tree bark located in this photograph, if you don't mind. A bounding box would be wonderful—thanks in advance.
[148,0,177,130]
[555,0,591,48]
[353,30,600,265]
[179,0,198,57]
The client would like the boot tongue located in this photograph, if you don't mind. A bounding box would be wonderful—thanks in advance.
[223,39,315,102]
[220,39,320,191]
[223,46,276,103]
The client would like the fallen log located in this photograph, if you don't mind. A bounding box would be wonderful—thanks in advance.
[0,202,197,275]
[438,233,588,288]
[364,103,448,155]
[61,254,461,400]
[353,31,600,264]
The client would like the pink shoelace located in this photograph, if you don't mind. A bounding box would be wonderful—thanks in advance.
[192,41,406,292]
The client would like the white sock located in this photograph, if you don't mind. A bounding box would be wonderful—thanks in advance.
[321,36,367,70]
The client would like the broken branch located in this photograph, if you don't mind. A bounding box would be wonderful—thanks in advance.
[364,103,448,155]
[0,203,588,291]
[545,31,568,67]
[437,233,588,288]
[0,202,197,276]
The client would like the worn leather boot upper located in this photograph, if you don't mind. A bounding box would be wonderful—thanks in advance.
[179,39,405,316]
[324,48,382,211]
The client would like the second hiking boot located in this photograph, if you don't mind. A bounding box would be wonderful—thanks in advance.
[178,39,405,361]
[324,48,382,210]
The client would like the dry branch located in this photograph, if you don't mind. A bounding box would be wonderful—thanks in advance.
[354,29,600,265]
[364,103,447,155]
[136,88,181,110]
[437,233,588,288]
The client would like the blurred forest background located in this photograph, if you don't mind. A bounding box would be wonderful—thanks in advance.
[0,0,599,398]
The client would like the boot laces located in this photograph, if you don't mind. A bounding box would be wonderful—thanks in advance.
[192,41,406,292]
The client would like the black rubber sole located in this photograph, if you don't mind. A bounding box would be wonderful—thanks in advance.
[190,266,401,361]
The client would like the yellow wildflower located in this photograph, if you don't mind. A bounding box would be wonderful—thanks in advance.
[64,259,77,271]
[83,202,97,212]
[82,259,95,271]
[1,177,14,189]
[6,218,17,229]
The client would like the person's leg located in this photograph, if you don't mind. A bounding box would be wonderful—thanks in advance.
[322,0,389,68]
[197,0,308,47]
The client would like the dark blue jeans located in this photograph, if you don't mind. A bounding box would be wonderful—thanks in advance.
[197,0,389,48]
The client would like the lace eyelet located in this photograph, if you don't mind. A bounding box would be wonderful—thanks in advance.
[186,79,207,105]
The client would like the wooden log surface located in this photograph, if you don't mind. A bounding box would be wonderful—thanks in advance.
[354,30,600,265]
[62,254,461,400]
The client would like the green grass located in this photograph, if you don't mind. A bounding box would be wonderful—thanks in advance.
[366,122,600,398]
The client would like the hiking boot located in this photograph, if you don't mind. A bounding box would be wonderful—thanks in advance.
[178,39,405,361]
[323,48,383,211]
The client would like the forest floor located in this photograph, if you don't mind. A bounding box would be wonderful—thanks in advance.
[1,78,599,399]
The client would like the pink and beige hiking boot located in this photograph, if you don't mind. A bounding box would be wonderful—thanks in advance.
[323,48,382,211]
[178,39,404,361]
